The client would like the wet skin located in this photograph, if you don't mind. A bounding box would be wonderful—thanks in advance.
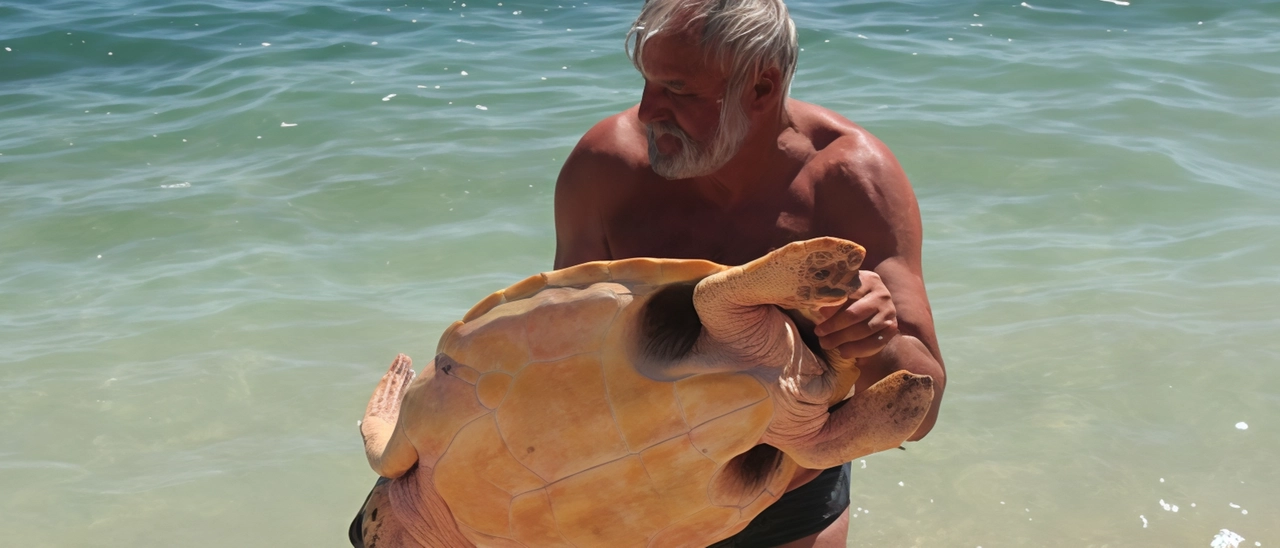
[553,29,946,548]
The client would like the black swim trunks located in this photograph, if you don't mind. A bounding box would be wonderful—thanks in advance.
[706,462,851,548]
[349,464,850,548]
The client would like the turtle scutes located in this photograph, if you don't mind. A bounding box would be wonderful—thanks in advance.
[356,237,935,547]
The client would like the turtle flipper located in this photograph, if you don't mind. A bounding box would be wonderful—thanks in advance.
[766,370,933,470]
[679,238,864,377]
[362,354,419,478]
[703,237,866,313]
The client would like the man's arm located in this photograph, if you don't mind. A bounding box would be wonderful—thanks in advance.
[813,133,946,440]
[855,260,945,441]
[552,120,628,269]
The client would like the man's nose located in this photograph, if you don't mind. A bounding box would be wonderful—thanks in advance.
[637,82,668,125]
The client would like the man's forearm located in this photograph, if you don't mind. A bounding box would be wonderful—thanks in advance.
[854,334,944,441]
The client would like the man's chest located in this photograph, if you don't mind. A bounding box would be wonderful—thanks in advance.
[603,188,820,265]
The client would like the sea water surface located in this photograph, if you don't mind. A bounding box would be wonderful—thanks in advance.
[2,0,1278,545]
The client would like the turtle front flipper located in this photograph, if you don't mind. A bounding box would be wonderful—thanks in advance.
[672,238,865,386]
[699,237,866,313]
[361,354,420,478]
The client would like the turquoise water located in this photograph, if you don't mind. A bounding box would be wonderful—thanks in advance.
[2,0,1278,545]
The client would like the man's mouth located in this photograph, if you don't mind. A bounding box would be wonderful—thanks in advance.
[654,132,682,155]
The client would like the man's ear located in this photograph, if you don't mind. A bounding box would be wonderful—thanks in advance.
[748,66,783,112]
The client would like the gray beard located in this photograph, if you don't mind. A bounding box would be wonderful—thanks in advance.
[646,103,749,180]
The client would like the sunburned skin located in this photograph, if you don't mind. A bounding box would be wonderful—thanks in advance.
[552,15,946,548]
[355,238,934,547]
[552,101,948,472]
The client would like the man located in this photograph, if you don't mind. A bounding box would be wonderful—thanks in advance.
[552,0,946,546]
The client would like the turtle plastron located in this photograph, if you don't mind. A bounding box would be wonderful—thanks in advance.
[355,237,934,548]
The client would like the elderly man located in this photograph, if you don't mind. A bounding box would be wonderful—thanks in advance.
[552,0,946,546]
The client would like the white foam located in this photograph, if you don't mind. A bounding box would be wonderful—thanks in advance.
[1099,0,1130,5]
[160,182,191,189]
[280,122,297,127]
[475,105,488,110]
[1236,422,1248,430]
[382,94,397,101]
[1212,530,1245,548]
[1139,515,1147,528]
[261,42,270,46]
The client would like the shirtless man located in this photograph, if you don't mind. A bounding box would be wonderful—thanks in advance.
[552,1,945,546]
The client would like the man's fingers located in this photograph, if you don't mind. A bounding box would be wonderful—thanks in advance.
[814,305,874,337]
[813,269,897,353]
[817,303,898,345]
[815,303,846,324]
[835,323,901,359]
[818,316,897,350]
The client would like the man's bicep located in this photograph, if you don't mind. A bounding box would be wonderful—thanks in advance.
[823,141,940,359]
[552,151,611,269]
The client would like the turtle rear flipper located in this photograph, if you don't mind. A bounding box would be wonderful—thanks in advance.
[766,370,933,470]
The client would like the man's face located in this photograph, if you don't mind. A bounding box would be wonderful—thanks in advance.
[637,32,750,180]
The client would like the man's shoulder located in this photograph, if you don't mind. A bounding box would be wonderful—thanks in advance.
[554,107,649,216]
[789,101,919,261]
[564,106,649,173]
[789,101,901,188]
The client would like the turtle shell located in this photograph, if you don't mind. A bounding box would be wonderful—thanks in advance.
[399,257,800,547]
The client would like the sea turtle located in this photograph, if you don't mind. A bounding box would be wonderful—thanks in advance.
[355,236,934,547]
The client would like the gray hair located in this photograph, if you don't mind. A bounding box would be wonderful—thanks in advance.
[626,0,799,105]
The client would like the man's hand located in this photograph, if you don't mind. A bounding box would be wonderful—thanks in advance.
[813,270,899,359]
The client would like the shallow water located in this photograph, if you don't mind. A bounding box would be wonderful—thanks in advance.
[2,0,1278,545]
